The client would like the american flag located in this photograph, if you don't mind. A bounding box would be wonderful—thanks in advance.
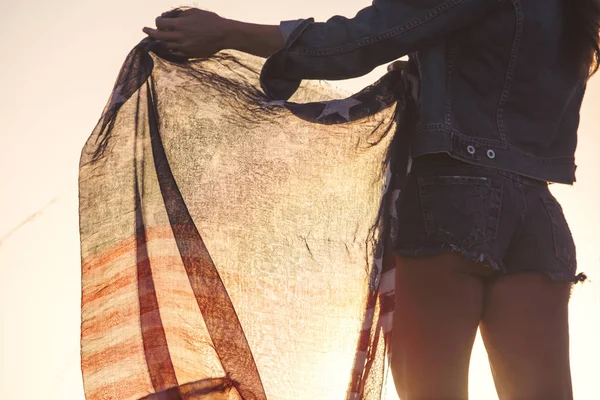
[79,34,416,400]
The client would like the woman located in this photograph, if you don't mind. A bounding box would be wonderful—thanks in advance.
[143,2,599,398]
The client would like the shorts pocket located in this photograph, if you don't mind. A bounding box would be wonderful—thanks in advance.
[541,192,577,271]
[417,175,503,248]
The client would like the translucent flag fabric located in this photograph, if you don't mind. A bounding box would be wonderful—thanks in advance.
[78,33,416,400]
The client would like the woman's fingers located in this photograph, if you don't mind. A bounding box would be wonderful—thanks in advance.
[160,41,182,51]
[155,17,176,31]
[142,26,186,55]
[143,8,226,59]
[142,27,181,42]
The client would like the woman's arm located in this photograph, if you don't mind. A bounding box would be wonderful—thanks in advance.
[266,0,500,81]
[143,8,284,59]
[144,1,498,99]
[224,20,285,58]
[258,0,500,99]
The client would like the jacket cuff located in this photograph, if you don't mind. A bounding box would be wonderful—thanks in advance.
[279,19,307,44]
[260,18,314,100]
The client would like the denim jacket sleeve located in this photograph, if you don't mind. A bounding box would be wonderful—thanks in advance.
[260,0,499,100]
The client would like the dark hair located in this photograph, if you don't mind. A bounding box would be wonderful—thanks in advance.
[565,0,600,79]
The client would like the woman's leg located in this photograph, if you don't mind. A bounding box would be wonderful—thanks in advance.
[480,274,573,400]
[391,252,486,399]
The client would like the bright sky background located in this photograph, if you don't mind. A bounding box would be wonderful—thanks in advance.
[0,1,598,399]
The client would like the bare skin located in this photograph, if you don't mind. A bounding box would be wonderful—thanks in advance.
[392,253,573,400]
[392,253,484,399]
[480,274,573,399]
[143,8,284,59]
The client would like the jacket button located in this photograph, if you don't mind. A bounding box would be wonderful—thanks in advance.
[467,145,476,155]
[487,149,496,159]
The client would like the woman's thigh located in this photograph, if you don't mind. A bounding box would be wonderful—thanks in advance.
[391,155,510,398]
[477,169,580,399]
[480,274,573,400]
[391,252,484,399]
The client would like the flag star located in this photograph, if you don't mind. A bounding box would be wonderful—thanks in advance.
[317,98,362,122]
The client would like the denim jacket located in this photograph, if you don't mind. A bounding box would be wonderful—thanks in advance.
[260,0,587,184]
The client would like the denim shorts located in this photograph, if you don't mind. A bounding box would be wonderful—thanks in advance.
[394,154,586,284]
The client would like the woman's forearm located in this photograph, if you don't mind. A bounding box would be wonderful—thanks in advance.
[222,19,285,58]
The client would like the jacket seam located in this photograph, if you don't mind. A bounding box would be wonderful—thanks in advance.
[288,0,466,56]
[496,0,523,143]
[445,38,459,125]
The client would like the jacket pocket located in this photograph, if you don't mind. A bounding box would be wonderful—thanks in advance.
[417,175,503,248]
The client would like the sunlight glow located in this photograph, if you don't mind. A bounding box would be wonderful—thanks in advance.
[1,1,598,399]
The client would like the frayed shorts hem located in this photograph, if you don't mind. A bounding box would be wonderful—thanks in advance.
[394,244,587,284]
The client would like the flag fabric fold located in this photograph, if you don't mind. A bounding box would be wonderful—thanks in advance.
[79,34,416,400]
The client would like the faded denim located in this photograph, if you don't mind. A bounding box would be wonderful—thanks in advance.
[261,0,586,184]
[394,154,586,283]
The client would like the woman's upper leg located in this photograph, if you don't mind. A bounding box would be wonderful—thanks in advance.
[392,252,485,399]
[480,274,573,400]
[391,154,583,399]
[391,155,518,399]
[479,179,582,400]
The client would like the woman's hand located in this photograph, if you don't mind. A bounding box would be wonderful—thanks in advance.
[143,8,284,59]
[143,8,230,59]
